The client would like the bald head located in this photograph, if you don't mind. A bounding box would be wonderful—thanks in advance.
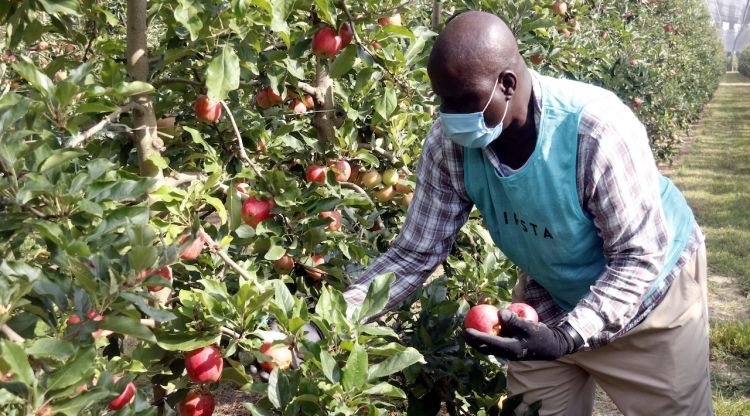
[428,11,530,126]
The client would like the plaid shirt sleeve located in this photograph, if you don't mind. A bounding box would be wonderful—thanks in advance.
[563,96,671,342]
[343,121,473,311]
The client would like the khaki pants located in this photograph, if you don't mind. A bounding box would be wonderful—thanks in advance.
[507,243,713,415]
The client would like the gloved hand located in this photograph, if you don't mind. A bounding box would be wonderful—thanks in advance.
[464,310,583,361]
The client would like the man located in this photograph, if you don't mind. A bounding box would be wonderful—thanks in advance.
[343,11,712,416]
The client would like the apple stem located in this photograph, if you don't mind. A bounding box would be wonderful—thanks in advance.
[66,102,139,148]
[200,230,265,293]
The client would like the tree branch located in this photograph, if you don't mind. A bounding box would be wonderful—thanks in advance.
[66,103,138,148]
[296,81,317,97]
[341,182,385,230]
[1,324,24,342]
[358,143,412,175]
[220,101,267,184]
[151,77,203,88]
[200,230,265,292]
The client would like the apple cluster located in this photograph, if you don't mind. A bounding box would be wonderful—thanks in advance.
[464,302,540,337]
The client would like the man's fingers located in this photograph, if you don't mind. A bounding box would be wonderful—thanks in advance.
[463,328,525,359]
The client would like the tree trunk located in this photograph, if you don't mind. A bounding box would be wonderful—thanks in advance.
[431,0,442,30]
[127,0,162,179]
[313,61,336,143]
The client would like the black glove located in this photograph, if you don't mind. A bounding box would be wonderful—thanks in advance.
[464,310,583,361]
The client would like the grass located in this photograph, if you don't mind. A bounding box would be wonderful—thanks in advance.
[670,73,750,415]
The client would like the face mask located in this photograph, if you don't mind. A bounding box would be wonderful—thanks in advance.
[438,76,511,148]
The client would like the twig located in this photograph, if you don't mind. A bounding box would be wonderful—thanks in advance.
[336,1,409,91]
[296,81,318,100]
[340,182,385,230]
[220,101,266,184]
[1,324,24,342]
[162,171,207,188]
[200,230,265,292]
[151,77,203,88]
[358,143,413,175]
[220,326,242,339]
[353,0,415,20]
[67,103,138,148]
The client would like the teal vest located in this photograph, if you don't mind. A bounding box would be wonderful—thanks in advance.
[463,74,695,311]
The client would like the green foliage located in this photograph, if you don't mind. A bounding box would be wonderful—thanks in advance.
[711,321,750,360]
[0,0,726,415]
[739,47,750,78]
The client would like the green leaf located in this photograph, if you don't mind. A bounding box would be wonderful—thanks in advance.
[203,195,227,224]
[244,403,273,416]
[119,293,176,323]
[206,46,240,101]
[174,0,203,41]
[330,45,357,79]
[272,280,295,319]
[375,86,398,120]
[342,344,368,390]
[362,382,406,398]
[367,347,425,381]
[39,149,86,172]
[99,316,156,343]
[13,59,54,97]
[26,338,75,362]
[46,347,95,391]
[357,273,396,323]
[155,331,220,351]
[76,102,120,113]
[319,350,340,383]
[113,81,154,97]
[0,341,34,385]
[267,368,281,408]
[313,0,337,26]
[36,0,80,15]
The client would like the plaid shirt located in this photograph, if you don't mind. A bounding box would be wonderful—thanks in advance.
[344,70,703,349]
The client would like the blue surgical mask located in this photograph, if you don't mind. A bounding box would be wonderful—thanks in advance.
[438,77,510,148]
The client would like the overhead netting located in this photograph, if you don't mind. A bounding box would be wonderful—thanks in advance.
[706,0,750,52]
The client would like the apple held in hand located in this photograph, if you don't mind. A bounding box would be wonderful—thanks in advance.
[178,390,215,416]
[185,345,223,383]
[241,197,275,228]
[464,304,500,335]
[505,302,539,323]
[259,341,294,372]
[194,95,222,122]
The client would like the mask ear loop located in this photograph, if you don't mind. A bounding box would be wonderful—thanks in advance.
[481,76,501,113]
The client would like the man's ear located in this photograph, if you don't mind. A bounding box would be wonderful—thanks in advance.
[499,71,517,98]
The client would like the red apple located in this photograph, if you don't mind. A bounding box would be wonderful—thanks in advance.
[178,390,215,416]
[360,171,382,189]
[304,255,326,280]
[273,255,294,274]
[506,303,539,323]
[87,309,104,322]
[370,41,382,50]
[289,99,307,115]
[241,197,275,228]
[306,165,327,183]
[311,26,342,59]
[629,59,639,66]
[378,13,402,26]
[328,160,351,182]
[339,23,354,47]
[194,95,222,123]
[146,266,172,292]
[373,186,396,203]
[600,31,609,40]
[185,345,223,383]
[560,28,572,38]
[65,43,76,52]
[67,315,82,325]
[303,95,315,109]
[259,341,293,372]
[633,97,644,108]
[399,192,413,207]
[319,211,342,231]
[180,233,206,261]
[663,23,673,33]
[530,53,543,65]
[37,41,49,51]
[256,87,283,109]
[552,1,567,16]
[108,381,136,410]
[464,304,500,335]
